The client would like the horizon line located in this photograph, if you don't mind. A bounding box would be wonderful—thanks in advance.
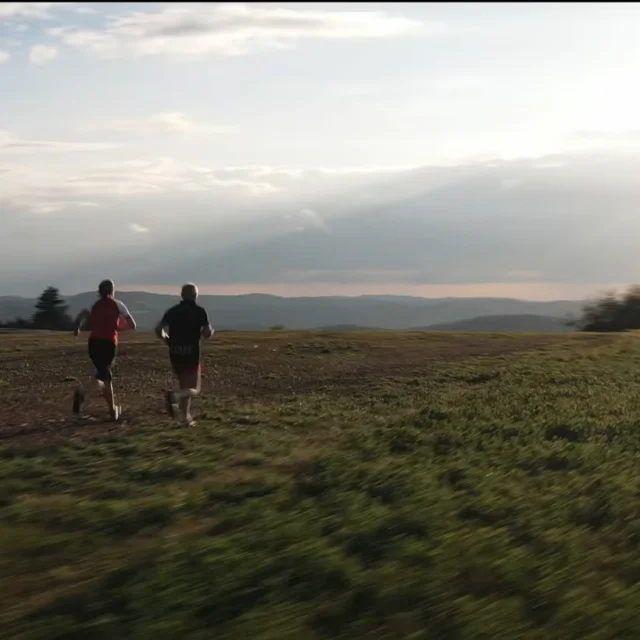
[2,281,629,302]
[111,281,621,302]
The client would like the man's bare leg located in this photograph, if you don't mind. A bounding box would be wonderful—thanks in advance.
[73,377,119,420]
[87,376,103,392]
[176,371,201,425]
[178,391,200,424]
[166,384,198,421]
[73,375,104,414]
[82,375,104,396]
[102,380,120,419]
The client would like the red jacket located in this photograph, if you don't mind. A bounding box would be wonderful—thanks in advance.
[88,298,133,345]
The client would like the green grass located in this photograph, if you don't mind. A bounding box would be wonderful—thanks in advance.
[3,332,640,638]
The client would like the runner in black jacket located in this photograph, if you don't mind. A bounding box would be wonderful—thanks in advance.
[155,283,213,425]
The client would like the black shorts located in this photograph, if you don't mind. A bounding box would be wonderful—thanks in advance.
[169,344,201,376]
[88,338,116,382]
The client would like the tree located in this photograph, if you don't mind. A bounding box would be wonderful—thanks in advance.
[31,286,73,331]
[573,285,640,332]
[0,317,32,329]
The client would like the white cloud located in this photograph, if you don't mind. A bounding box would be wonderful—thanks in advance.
[60,158,212,196]
[500,178,520,190]
[0,50,10,63]
[30,200,97,214]
[129,223,149,234]
[74,5,96,15]
[220,165,305,180]
[207,173,282,195]
[0,130,118,152]
[532,160,567,170]
[572,129,640,143]
[0,2,75,19]
[50,3,428,59]
[0,157,475,219]
[0,157,285,210]
[29,44,58,65]
[425,72,489,92]
[219,164,419,179]
[283,208,329,232]
[281,269,419,284]
[312,165,420,176]
[296,208,328,231]
[81,111,231,135]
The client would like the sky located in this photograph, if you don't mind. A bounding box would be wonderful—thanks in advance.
[2,2,640,299]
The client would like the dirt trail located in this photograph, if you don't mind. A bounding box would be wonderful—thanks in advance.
[0,331,609,445]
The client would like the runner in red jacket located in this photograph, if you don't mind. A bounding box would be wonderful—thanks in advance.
[72,279,136,421]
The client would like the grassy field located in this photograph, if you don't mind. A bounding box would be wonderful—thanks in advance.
[2,329,640,639]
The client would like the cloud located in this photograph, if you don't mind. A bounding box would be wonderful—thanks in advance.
[57,158,214,196]
[81,111,231,135]
[572,129,640,144]
[207,175,282,195]
[50,3,428,59]
[0,160,440,215]
[532,160,567,170]
[126,150,640,289]
[0,130,118,152]
[0,50,10,63]
[281,269,418,284]
[129,223,149,234]
[0,2,75,19]
[28,44,58,64]
[30,200,97,214]
[0,157,285,212]
[6,150,640,294]
[424,72,489,92]
[74,5,96,15]
[287,208,329,232]
[217,164,420,180]
[499,178,520,190]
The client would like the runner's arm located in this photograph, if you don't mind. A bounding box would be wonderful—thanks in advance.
[200,309,214,339]
[116,300,136,331]
[201,324,214,339]
[73,309,90,335]
[155,311,170,343]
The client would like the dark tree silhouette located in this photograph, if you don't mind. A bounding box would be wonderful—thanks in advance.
[572,285,640,332]
[31,286,73,331]
[0,317,32,329]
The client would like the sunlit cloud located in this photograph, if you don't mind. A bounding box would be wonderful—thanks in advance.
[50,3,429,59]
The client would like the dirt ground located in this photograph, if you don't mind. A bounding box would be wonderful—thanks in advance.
[0,330,608,446]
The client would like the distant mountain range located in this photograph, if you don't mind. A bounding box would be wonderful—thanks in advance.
[0,291,584,332]
[422,314,572,333]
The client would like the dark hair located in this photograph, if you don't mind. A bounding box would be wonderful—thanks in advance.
[98,279,115,299]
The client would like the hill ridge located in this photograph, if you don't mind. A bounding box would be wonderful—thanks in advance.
[0,291,583,331]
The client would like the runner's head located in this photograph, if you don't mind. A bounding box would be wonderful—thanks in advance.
[181,283,198,302]
[98,279,115,299]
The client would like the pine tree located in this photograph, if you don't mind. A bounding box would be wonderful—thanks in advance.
[31,286,73,330]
